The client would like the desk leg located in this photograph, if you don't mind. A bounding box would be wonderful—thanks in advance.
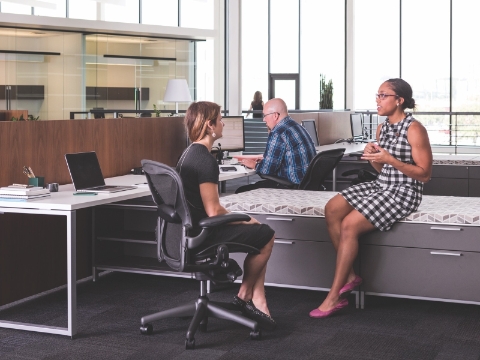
[0,208,77,337]
[91,208,98,282]
[332,168,336,192]
[67,210,77,337]
[219,181,226,193]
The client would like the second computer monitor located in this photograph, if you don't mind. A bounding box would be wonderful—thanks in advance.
[213,115,245,152]
[301,119,319,146]
[350,113,364,141]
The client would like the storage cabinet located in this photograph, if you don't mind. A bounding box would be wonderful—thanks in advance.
[360,221,480,305]
[330,157,480,197]
[230,214,348,290]
[86,86,149,101]
[0,85,44,100]
[423,165,469,196]
[93,196,179,278]
[360,244,480,302]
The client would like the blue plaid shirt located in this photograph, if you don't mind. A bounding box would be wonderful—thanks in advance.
[256,116,317,184]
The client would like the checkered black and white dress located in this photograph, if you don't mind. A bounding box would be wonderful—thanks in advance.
[341,114,423,231]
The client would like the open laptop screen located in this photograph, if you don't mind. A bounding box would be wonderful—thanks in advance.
[65,152,106,190]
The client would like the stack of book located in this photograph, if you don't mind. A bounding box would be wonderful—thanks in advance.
[0,186,51,201]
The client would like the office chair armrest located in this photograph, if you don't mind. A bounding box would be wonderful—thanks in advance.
[258,173,295,187]
[198,213,251,228]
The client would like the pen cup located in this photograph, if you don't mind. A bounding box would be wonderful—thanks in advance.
[47,183,59,192]
[28,177,45,188]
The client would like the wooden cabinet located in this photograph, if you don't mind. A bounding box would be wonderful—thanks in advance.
[0,85,44,100]
[86,86,149,101]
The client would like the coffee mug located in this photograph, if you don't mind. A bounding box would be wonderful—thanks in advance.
[47,183,59,192]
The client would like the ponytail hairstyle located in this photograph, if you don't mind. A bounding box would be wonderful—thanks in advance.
[184,101,221,142]
[385,78,416,111]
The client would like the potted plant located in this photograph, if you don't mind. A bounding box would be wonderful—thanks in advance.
[319,74,333,109]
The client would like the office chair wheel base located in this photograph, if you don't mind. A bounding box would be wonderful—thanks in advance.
[199,321,208,332]
[140,323,153,335]
[250,330,261,340]
[185,338,195,350]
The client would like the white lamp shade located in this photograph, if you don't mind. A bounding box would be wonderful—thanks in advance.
[163,79,192,103]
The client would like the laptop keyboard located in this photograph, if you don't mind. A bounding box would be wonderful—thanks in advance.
[90,185,120,190]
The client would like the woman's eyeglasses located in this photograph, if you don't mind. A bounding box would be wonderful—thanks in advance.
[376,93,398,100]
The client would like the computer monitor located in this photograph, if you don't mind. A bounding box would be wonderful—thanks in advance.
[213,115,245,152]
[92,107,105,119]
[350,113,364,141]
[301,119,319,146]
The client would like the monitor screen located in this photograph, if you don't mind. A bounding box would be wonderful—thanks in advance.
[350,113,364,140]
[213,115,245,152]
[301,119,319,146]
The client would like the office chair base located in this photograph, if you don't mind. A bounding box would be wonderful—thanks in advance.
[139,323,153,335]
[140,295,261,349]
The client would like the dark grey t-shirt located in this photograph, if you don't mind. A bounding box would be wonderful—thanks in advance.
[176,143,219,227]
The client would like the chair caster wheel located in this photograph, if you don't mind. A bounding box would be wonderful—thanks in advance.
[185,338,195,350]
[250,329,261,340]
[140,323,153,335]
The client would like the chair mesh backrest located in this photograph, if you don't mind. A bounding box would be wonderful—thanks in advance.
[141,159,192,271]
[299,148,346,191]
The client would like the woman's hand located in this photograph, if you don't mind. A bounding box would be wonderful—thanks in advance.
[361,144,392,165]
[243,216,260,225]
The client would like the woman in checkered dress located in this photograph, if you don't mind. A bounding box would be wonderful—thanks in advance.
[310,78,433,318]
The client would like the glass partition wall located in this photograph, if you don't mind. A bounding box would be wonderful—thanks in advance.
[0,27,198,120]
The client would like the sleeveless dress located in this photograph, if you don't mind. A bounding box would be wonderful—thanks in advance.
[341,114,423,231]
[252,101,263,118]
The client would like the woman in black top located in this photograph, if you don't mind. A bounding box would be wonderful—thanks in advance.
[248,91,264,118]
[176,101,276,330]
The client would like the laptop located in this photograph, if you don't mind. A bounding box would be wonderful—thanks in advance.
[65,151,137,193]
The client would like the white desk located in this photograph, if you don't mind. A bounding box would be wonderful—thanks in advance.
[0,170,257,338]
[219,165,256,192]
[316,141,366,154]
[0,174,150,338]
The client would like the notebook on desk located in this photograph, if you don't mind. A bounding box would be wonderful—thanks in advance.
[65,151,137,193]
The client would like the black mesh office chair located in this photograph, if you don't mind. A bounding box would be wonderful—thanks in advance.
[258,148,346,191]
[140,159,261,350]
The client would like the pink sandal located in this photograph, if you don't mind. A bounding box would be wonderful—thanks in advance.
[339,275,362,298]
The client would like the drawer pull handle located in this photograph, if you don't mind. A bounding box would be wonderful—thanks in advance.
[274,240,295,245]
[266,217,294,221]
[430,226,462,231]
[430,251,462,257]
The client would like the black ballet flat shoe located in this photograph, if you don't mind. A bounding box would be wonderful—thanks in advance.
[232,295,247,311]
[243,300,277,331]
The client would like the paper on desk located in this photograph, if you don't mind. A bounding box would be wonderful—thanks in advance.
[219,165,248,173]
[132,182,149,187]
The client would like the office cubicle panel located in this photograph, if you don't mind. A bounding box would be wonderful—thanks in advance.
[212,115,245,152]
[0,117,186,187]
[290,112,353,145]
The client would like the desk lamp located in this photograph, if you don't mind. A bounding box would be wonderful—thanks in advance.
[163,79,192,115]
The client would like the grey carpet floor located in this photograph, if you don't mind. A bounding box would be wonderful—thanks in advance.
[1,272,480,360]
